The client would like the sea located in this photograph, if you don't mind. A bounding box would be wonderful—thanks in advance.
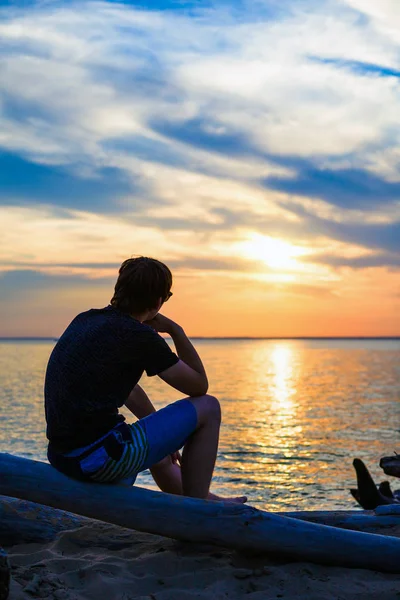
[1,338,399,511]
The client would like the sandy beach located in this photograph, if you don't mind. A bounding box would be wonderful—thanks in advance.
[6,516,400,600]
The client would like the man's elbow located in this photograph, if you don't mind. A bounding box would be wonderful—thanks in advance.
[190,377,208,397]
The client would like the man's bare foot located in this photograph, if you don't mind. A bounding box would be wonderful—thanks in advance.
[208,492,248,504]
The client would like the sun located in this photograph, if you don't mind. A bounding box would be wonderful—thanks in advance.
[239,234,307,270]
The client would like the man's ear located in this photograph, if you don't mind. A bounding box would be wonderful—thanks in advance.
[155,297,163,311]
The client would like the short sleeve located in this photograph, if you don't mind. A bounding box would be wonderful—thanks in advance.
[139,327,179,377]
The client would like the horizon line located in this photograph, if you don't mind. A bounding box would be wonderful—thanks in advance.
[1,336,399,341]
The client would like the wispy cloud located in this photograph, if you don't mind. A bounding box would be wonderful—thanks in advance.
[309,56,400,79]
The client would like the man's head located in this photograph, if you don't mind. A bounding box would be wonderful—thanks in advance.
[110,256,172,318]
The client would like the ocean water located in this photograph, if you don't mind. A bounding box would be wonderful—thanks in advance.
[1,338,399,511]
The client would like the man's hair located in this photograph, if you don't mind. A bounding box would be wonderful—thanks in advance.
[110,256,172,314]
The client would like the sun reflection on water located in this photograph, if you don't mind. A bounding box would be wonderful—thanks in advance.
[271,344,295,413]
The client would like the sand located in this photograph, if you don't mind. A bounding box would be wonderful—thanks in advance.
[6,518,400,600]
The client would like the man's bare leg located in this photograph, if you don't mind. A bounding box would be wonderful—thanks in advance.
[150,456,247,503]
[156,394,246,501]
[150,394,247,502]
[180,395,221,498]
[127,390,247,502]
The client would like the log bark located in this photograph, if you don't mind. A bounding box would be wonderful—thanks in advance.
[0,495,88,545]
[0,548,10,600]
[280,510,400,532]
[376,505,400,516]
[2,453,400,573]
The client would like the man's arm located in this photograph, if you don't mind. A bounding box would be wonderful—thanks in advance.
[125,384,156,419]
[144,314,208,397]
[169,323,207,382]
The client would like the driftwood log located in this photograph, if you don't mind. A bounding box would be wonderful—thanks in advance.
[281,510,400,532]
[2,454,400,572]
[376,505,400,516]
[350,458,400,509]
[1,497,400,547]
[0,495,89,545]
[0,548,10,600]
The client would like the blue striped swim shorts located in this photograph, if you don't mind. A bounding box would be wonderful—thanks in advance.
[47,398,198,485]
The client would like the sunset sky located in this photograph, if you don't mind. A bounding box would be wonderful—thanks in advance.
[0,0,399,337]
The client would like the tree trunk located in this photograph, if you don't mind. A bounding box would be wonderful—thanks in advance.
[2,453,400,573]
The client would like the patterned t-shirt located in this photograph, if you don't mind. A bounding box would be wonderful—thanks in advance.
[45,305,179,453]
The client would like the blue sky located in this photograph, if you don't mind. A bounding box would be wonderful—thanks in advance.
[0,0,399,336]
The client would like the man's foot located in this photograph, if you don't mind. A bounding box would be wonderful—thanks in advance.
[208,492,248,504]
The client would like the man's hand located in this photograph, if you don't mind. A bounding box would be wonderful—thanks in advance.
[170,450,181,465]
[144,313,180,335]
[146,314,209,397]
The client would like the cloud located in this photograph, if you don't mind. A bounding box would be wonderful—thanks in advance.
[0,205,181,269]
[0,255,272,274]
[1,1,399,169]
[342,0,400,31]
[309,56,400,79]
[0,268,110,297]
[0,151,138,212]
[263,159,400,211]
[0,268,114,336]
[304,252,400,270]
[276,200,400,255]
[0,0,399,300]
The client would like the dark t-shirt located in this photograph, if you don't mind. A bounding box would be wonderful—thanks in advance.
[44,305,179,453]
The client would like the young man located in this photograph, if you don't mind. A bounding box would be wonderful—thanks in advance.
[45,256,246,503]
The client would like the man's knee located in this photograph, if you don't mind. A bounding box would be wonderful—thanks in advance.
[189,394,221,425]
[204,394,221,418]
